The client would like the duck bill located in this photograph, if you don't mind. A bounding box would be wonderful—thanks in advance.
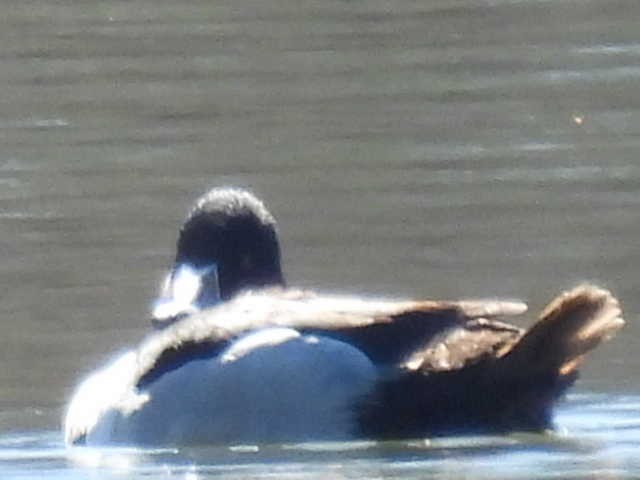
[151,263,220,328]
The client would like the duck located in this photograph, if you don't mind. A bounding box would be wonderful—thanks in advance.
[63,187,624,446]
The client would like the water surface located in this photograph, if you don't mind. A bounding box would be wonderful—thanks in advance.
[3,396,640,479]
[0,0,639,478]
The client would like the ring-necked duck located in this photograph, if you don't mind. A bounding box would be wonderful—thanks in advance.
[64,188,624,446]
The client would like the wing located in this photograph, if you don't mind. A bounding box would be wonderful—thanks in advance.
[358,285,624,437]
[401,318,523,371]
[135,288,527,386]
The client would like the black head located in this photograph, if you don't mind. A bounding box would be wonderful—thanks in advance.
[152,187,285,327]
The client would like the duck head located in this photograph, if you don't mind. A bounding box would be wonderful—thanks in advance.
[152,187,285,327]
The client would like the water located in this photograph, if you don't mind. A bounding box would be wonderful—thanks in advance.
[2,396,640,479]
[1,0,639,478]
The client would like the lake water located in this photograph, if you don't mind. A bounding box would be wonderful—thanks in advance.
[1,0,639,478]
[2,395,640,479]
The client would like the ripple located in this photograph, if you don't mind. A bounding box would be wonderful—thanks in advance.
[0,395,639,478]
[0,118,69,130]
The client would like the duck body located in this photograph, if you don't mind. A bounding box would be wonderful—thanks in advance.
[68,325,377,445]
[65,286,623,446]
[63,188,624,446]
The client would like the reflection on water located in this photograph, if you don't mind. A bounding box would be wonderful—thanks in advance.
[2,396,640,479]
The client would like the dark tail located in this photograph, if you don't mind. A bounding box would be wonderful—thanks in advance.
[359,285,624,438]
[488,284,624,430]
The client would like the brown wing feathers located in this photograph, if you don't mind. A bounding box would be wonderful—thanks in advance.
[136,290,529,386]
[359,284,624,437]
[495,284,624,383]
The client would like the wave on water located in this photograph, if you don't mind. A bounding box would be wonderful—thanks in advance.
[1,395,639,479]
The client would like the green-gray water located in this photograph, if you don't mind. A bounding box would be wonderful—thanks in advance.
[0,0,639,478]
